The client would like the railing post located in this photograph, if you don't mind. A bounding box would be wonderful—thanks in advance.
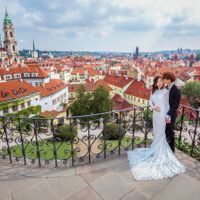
[103,116,107,159]
[69,117,74,166]
[118,111,122,156]
[131,109,136,150]
[33,119,41,167]
[51,119,58,167]
[190,110,199,156]
[87,119,91,163]
[2,117,12,164]
[18,118,26,165]
[178,107,185,148]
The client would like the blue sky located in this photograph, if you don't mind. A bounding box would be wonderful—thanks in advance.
[0,0,200,52]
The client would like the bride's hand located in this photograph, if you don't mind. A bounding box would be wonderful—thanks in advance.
[154,106,161,112]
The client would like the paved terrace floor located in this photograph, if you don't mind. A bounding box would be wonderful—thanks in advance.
[0,150,199,200]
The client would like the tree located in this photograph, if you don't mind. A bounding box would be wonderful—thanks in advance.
[91,86,112,114]
[196,54,200,61]
[181,82,200,108]
[69,85,112,117]
[69,85,92,116]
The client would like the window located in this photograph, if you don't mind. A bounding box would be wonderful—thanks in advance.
[21,103,25,109]
[12,45,15,52]
[4,75,12,80]
[14,74,21,78]
[12,106,18,112]
[52,100,56,105]
[3,108,9,114]
[32,73,37,77]
[24,73,30,77]
[10,32,13,37]
[27,101,31,106]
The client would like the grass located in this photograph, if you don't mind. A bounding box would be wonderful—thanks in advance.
[1,136,152,161]
[2,140,72,161]
[102,136,151,151]
[175,138,200,161]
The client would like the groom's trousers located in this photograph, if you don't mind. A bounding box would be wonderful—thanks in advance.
[165,117,176,152]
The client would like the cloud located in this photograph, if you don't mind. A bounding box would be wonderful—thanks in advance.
[0,0,200,51]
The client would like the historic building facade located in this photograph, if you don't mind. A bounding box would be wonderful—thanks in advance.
[3,9,19,56]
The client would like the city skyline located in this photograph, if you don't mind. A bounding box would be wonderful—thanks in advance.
[0,0,200,52]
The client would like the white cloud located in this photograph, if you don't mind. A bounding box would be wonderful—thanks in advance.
[1,0,200,51]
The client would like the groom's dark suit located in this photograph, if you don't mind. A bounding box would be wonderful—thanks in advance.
[166,84,181,152]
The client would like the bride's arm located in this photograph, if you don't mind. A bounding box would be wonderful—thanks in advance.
[149,92,161,112]
[149,92,156,109]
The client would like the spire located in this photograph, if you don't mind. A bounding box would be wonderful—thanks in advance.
[33,40,36,51]
[0,34,2,48]
[4,8,12,25]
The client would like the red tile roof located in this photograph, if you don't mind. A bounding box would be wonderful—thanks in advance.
[0,65,49,79]
[35,79,67,98]
[178,97,197,120]
[94,80,111,91]
[104,74,133,88]
[68,84,93,93]
[40,110,62,118]
[69,80,111,93]
[0,80,39,102]
[71,67,101,76]
[125,80,151,100]
[112,94,133,110]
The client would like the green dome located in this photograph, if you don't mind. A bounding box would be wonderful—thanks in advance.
[3,10,12,25]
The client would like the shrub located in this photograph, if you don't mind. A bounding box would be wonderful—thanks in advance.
[103,122,126,140]
[55,125,77,141]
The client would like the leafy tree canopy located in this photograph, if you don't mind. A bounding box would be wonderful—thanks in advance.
[69,85,112,116]
[181,82,200,108]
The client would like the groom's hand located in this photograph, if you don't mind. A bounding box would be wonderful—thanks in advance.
[165,116,171,124]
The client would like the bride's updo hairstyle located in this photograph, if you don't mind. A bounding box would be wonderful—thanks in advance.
[152,76,162,94]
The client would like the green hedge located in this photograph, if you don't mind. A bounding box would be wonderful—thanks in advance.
[55,125,78,141]
[103,122,126,140]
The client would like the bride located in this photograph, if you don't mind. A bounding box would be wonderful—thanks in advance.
[127,76,185,180]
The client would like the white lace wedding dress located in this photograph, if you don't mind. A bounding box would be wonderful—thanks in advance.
[127,88,185,180]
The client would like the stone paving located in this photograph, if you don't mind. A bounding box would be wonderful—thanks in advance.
[0,150,199,200]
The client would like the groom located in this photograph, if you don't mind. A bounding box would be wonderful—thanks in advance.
[163,72,181,153]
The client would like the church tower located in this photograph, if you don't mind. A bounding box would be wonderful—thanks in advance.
[32,40,38,58]
[0,34,2,48]
[3,9,19,56]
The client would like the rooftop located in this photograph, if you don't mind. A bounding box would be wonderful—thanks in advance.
[35,79,67,98]
[0,79,39,102]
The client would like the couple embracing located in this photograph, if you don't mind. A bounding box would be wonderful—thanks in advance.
[127,72,185,181]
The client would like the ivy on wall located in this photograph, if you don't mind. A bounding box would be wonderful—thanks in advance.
[0,99,26,111]
[6,105,41,117]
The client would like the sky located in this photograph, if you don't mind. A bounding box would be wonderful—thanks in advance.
[0,0,200,52]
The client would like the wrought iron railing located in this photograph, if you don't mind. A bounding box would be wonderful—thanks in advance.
[0,105,199,168]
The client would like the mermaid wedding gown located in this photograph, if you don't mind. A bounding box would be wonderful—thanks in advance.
[127,88,185,180]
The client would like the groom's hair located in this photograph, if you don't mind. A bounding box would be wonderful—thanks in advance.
[162,72,176,82]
